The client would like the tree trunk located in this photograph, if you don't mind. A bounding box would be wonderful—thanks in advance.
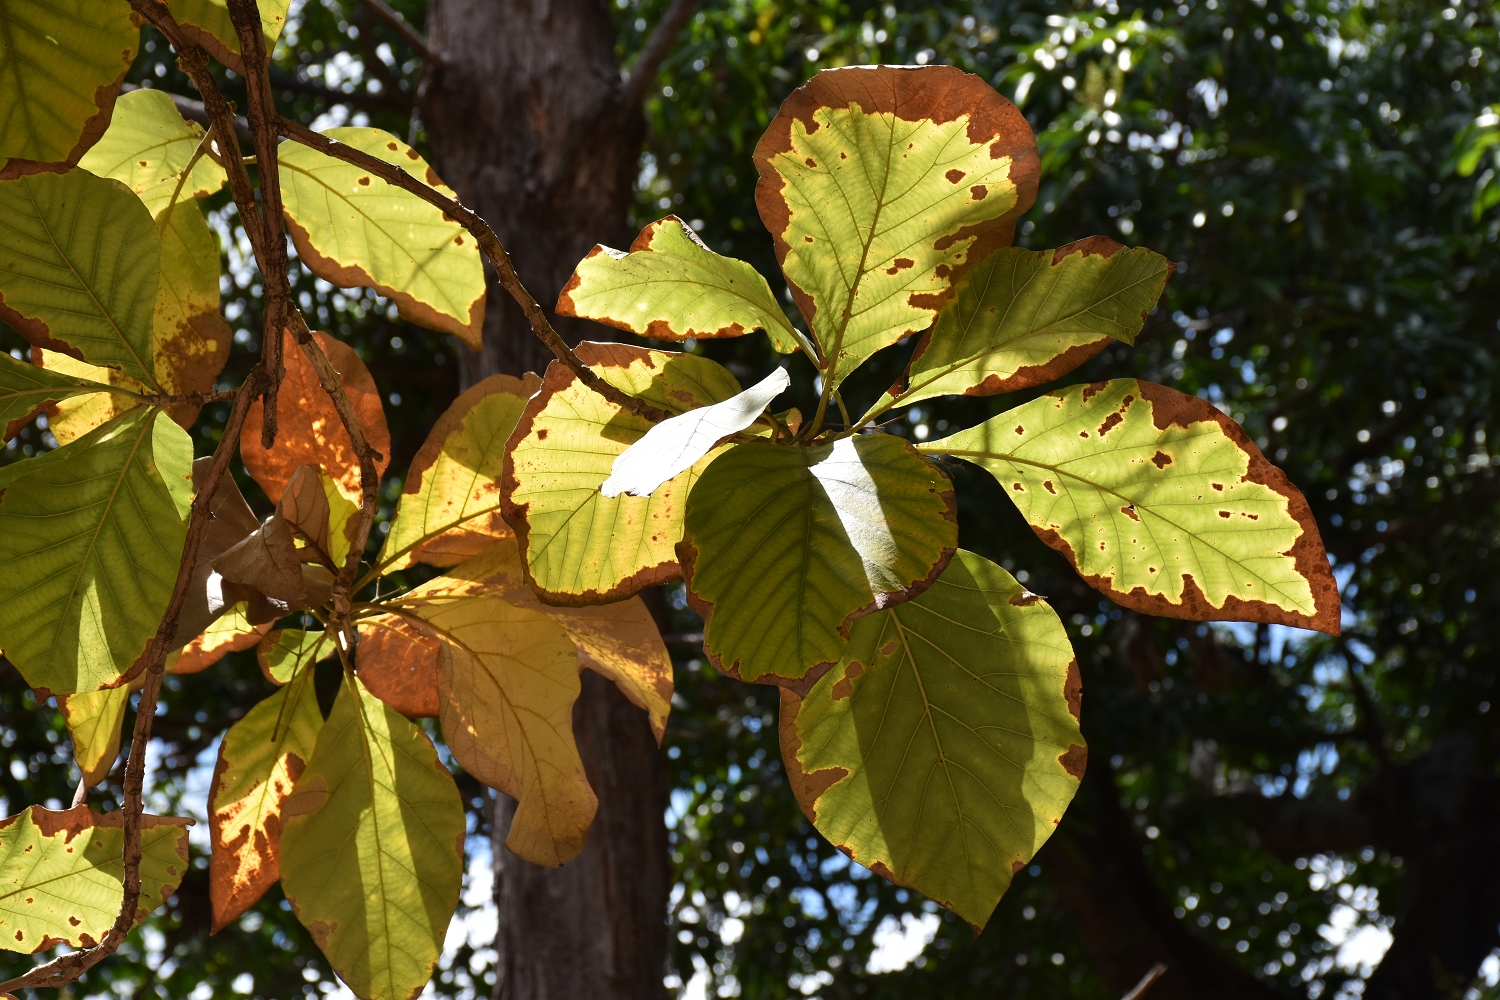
[418,3,669,998]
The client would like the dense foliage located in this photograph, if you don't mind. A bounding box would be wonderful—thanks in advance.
[0,0,1494,998]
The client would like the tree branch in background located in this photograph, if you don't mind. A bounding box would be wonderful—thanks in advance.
[620,0,699,109]
[227,0,292,449]
[356,0,437,64]
[275,117,673,422]
[1123,964,1169,1000]
[269,64,412,115]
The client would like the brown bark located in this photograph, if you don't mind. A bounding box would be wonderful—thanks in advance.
[418,2,673,998]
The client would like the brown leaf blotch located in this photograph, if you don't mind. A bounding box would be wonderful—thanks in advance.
[1152,451,1173,469]
[1059,743,1088,779]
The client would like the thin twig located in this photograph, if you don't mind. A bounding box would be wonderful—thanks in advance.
[620,0,700,108]
[227,0,292,449]
[270,63,411,115]
[1121,962,1168,1000]
[355,0,437,64]
[0,373,268,994]
[275,117,672,423]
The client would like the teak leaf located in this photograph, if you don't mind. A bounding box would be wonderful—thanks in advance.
[170,602,269,675]
[876,237,1175,413]
[0,0,137,176]
[557,215,805,354]
[257,629,336,686]
[279,127,485,347]
[502,342,742,605]
[780,550,1083,931]
[379,373,539,574]
[680,435,958,684]
[164,0,290,75]
[0,407,191,694]
[406,592,596,866]
[355,614,442,718]
[76,88,227,218]
[602,367,790,498]
[172,456,265,649]
[240,329,391,503]
[0,806,189,952]
[922,380,1341,632]
[209,672,323,931]
[280,464,360,570]
[280,674,465,1000]
[0,169,162,388]
[60,683,132,788]
[32,344,148,447]
[412,543,673,740]
[754,65,1038,386]
[0,349,113,441]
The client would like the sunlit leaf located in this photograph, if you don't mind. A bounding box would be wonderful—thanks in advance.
[0,0,137,175]
[0,349,113,441]
[0,169,161,388]
[169,602,269,675]
[502,342,741,604]
[602,367,790,498]
[240,329,390,504]
[379,373,539,574]
[280,674,464,1000]
[278,127,485,347]
[0,407,191,694]
[680,435,957,684]
[164,0,289,75]
[209,670,322,931]
[780,550,1083,931]
[59,683,132,787]
[76,88,226,217]
[556,215,805,354]
[754,65,1038,386]
[258,629,336,686]
[279,464,360,570]
[30,347,145,446]
[874,237,1174,414]
[0,806,189,952]
[355,614,441,718]
[921,379,1342,633]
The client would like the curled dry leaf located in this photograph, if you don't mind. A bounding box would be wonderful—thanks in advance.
[240,330,391,504]
[280,464,360,570]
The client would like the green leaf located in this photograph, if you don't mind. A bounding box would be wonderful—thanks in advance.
[278,127,485,348]
[602,367,790,498]
[680,434,957,684]
[921,379,1342,633]
[28,346,146,446]
[754,65,1038,387]
[779,550,1083,931]
[379,373,538,574]
[0,407,192,694]
[59,683,131,787]
[502,342,742,605]
[76,88,226,218]
[0,169,161,388]
[257,629,336,686]
[0,806,189,952]
[280,674,464,1000]
[873,238,1175,415]
[209,670,323,931]
[0,349,114,440]
[556,215,806,355]
[0,0,138,175]
[403,591,596,865]
[164,0,289,75]
[151,200,232,412]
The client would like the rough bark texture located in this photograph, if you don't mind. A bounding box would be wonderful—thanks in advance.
[490,671,670,1000]
[419,3,670,998]
[421,0,645,383]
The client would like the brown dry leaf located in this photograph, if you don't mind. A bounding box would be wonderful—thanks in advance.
[279,464,359,569]
[212,514,307,606]
[172,458,263,649]
[355,614,441,718]
[239,331,390,504]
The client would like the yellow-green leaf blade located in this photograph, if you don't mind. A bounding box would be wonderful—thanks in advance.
[279,127,485,348]
[76,88,226,217]
[881,238,1174,413]
[0,407,192,694]
[257,629,336,686]
[502,342,741,604]
[557,215,804,354]
[0,350,114,439]
[164,0,289,75]
[754,65,1038,386]
[0,806,189,952]
[922,379,1341,633]
[280,675,464,1000]
[60,683,130,787]
[780,550,1082,930]
[0,0,137,174]
[380,373,539,574]
[681,435,957,684]
[0,170,161,388]
[209,672,323,931]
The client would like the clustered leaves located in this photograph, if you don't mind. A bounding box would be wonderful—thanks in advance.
[0,4,1339,997]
